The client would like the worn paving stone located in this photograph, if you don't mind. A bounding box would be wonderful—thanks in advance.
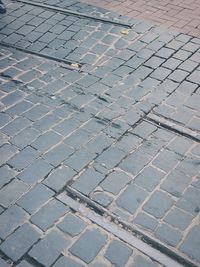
[30,199,68,231]
[17,184,54,214]
[143,191,174,219]
[0,223,40,261]
[29,229,70,266]
[0,205,28,239]
[105,239,132,267]
[58,213,86,236]
[69,229,107,264]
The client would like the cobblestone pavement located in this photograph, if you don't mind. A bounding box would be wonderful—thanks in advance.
[0,0,200,267]
[81,0,200,38]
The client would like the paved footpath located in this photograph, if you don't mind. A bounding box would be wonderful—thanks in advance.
[0,0,200,267]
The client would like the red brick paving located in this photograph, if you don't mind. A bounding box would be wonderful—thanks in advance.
[81,0,200,37]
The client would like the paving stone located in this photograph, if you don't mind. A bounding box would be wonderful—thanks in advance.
[31,131,62,152]
[2,117,31,136]
[155,223,182,247]
[134,212,158,231]
[101,170,131,195]
[0,179,29,208]
[150,67,171,81]
[180,225,200,262]
[53,117,79,136]
[43,165,75,192]
[119,148,152,175]
[179,59,198,72]
[16,260,33,267]
[10,127,40,149]
[134,166,164,192]
[91,192,113,207]
[72,168,104,195]
[105,239,132,267]
[18,159,52,185]
[162,57,182,70]
[69,228,107,264]
[144,56,165,69]
[53,256,84,267]
[5,100,33,117]
[0,205,28,239]
[168,69,189,83]
[156,47,174,58]
[152,149,182,172]
[164,207,193,230]
[0,223,40,261]
[96,145,126,168]
[0,165,17,189]
[31,199,68,231]
[130,255,160,267]
[65,148,96,172]
[29,229,70,266]
[23,104,49,121]
[8,146,39,170]
[173,50,192,60]
[161,170,190,197]
[116,184,147,213]
[143,191,174,219]
[0,258,11,267]
[17,184,54,214]
[1,90,25,106]
[58,213,86,236]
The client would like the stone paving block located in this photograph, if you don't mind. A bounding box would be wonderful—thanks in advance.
[180,225,200,262]
[17,184,54,214]
[1,90,25,106]
[0,113,11,128]
[155,223,182,247]
[69,229,107,264]
[101,170,131,195]
[164,207,193,230]
[5,100,33,117]
[58,213,86,236]
[0,223,40,261]
[10,127,40,149]
[8,146,39,171]
[23,104,49,121]
[0,258,10,267]
[130,255,160,267]
[53,117,80,136]
[104,239,132,267]
[116,184,148,214]
[0,165,17,188]
[152,149,182,173]
[16,260,33,267]
[29,229,70,266]
[168,69,189,83]
[134,166,164,192]
[143,191,174,219]
[119,148,152,175]
[18,159,52,185]
[0,179,29,208]
[150,67,171,81]
[31,131,62,152]
[53,256,85,267]
[133,212,158,231]
[43,165,75,192]
[91,192,113,207]
[161,170,191,197]
[65,148,96,172]
[72,168,104,196]
[96,147,126,169]
[2,117,31,136]
[31,199,68,231]
[43,143,74,167]
[0,205,28,239]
